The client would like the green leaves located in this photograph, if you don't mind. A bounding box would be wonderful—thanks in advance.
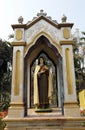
[0,118,6,130]
[80,31,85,41]
[0,39,12,111]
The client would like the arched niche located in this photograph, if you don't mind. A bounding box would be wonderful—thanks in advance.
[24,35,63,115]
[30,51,57,108]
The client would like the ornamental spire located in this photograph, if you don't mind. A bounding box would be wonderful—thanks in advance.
[37,9,47,17]
[18,16,24,24]
[61,14,67,23]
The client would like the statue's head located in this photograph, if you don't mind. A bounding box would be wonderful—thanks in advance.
[38,56,46,65]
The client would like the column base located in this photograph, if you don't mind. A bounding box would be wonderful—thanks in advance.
[8,102,24,118]
[64,102,80,117]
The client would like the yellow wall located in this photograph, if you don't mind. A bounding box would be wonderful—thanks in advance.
[79,90,85,109]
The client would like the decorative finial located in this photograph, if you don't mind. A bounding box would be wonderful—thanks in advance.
[61,14,67,23]
[37,10,47,17]
[18,16,24,24]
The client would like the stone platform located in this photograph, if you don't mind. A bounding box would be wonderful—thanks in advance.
[3,108,85,130]
[4,116,85,130]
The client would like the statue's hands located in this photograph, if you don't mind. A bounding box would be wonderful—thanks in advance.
[37,71,45,77]
[37,72,41,77]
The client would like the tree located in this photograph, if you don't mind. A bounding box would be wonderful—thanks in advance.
[80,32,85,68]
[80,32,85,41]
[0,39,13,111]
[8,34,14,39]
[73,31,85,100]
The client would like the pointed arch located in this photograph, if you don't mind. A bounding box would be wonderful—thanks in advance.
[24,31,62,57]
[24,35,63,116]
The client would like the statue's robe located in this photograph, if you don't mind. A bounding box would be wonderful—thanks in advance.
[34,65,53,108]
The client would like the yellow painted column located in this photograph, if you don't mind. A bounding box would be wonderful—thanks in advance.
[8,44,25,118]
[7,24,27,118]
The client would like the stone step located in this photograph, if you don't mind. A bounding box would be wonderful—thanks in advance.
[4,116,85,130]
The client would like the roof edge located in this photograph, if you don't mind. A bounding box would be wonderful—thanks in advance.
[11,15,74,30]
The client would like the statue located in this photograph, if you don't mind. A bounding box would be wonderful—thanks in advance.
[34,56,53,110]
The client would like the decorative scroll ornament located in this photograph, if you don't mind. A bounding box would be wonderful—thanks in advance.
[63,28,70,39]
[16,29,23,40]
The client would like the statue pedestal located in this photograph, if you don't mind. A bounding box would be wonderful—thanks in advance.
[35,108,52,113]
[28,107,62,117]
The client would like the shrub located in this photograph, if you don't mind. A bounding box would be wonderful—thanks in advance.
[0,118,6,130]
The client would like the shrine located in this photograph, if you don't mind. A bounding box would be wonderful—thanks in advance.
[4,10,85,130]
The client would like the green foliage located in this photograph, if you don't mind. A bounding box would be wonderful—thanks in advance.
[0,39,13,94]
[0,39,12,62]
[0,118,6,130]
[74,57,81,68]
[0,39,12,112]
[73,31,85,99]
[80,32,85,41]
[0,92,10,111]
[1,71,12,93]
[8,34,14,39]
